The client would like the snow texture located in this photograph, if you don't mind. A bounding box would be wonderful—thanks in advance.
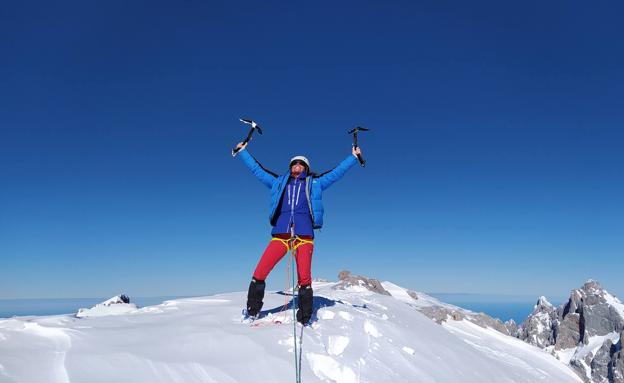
[0,281,583,383]
[604,292,624,322]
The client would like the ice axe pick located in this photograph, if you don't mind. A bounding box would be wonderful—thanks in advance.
[232,118,263,156]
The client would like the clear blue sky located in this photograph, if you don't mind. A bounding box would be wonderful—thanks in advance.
[1,1,622,300]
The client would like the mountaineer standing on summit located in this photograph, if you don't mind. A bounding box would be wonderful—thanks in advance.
[233,139,362,325]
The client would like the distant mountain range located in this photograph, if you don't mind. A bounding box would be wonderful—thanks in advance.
[514,280,624,383]
[406,276,624,383]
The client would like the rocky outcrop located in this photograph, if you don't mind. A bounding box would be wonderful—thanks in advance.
[418,304,513,336]
[611,332,624,382]
[556,312,582,350]
[558,281,624,341]
[76,294,136,318]
[333,270,391,296]
[419,306,466,324]
[592,339,617,383]
[518,296,556,348]
[505,319,519,336]
[336,271,512,336]
[406,290,419,300]
[473,312,514,335]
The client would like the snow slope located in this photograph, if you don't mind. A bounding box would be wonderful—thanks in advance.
[0,281,582,383]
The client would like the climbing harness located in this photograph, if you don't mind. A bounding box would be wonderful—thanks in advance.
[270,236,314,252]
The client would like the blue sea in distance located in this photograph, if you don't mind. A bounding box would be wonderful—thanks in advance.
[1,294,565,323]
[428,293,565,324]
[0,297,188,319]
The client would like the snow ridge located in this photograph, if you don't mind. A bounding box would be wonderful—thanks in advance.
[0,280,582,383]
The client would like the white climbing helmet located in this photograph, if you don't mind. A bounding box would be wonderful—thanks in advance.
[289,155,310,170]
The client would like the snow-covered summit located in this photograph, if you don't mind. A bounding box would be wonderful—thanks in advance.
[535,295,553,309]
[0,277,582,383]
[75,294,136,318]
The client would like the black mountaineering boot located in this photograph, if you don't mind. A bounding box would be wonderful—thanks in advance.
[296,285,313,324]
[246,278,265,317]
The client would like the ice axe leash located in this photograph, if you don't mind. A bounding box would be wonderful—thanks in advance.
[231,118,263,156]
[348,126,370,167]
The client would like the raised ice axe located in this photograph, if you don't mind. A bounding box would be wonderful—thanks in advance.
[348,126,369,167]
[232,118,263,156]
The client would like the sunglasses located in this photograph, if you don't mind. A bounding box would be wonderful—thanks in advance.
[291,161,307,167]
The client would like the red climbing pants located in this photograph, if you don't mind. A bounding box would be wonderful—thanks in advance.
[252,235,314,286]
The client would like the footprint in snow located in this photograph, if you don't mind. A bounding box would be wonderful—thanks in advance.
[364,320,382,338]
[307,353,357,383]
[327,335,350,356]
[338,311,354,321]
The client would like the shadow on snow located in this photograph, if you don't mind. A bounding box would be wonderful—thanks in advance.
[258,293,349,321]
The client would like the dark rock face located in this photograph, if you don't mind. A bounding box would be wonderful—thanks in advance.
[333,270,391,296]
[592,339,616,383]
[556,313,582,350]
[571,281,624,338]
[516,280,624,383]
[473,312,513,335]
[607,332,624,383]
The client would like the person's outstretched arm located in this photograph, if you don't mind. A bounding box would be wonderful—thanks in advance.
[234,142,277,188]
[318,147,361,190]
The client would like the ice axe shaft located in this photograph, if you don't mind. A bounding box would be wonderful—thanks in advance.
[348,126,369,167]
[232,118,263,156]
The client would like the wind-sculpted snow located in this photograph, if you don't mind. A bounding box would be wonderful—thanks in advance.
[0,281,582,383]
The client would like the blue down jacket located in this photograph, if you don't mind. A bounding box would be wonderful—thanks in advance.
[238,149,358,229]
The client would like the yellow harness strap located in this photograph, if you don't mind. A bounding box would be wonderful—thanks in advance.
[271,236,314,251]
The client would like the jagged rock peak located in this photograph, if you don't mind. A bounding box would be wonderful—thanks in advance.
[535,296,553,309]
[338,270,353,280]
[76,294,136,318]
[581,279,605,295]
[518,299,556,348]
[334,270,391,295]
[102,294,131,305]
[505,319,519,336]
